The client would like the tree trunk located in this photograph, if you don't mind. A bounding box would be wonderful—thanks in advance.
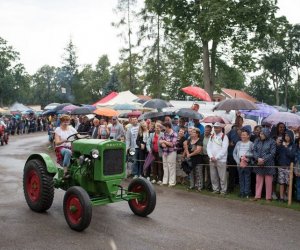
[274,75,280,106]
[156,14,161,98]
[210,40,218,98]
[202,40,212,98]
[127,0,133,92]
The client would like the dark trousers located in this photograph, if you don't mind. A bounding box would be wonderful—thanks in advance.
[227,155,238,193]
[202,155,211,190]
[152,151,163,181]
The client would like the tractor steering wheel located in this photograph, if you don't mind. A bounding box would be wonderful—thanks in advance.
[66,132,89,142]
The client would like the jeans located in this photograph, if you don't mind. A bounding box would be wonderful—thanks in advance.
[296,176,300,201]
[132,148,140,176]
[238,167,251,196]
[61,148,72,168]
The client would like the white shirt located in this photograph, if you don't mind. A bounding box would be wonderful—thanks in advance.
[207,132,229,162]
[55,126,77,148]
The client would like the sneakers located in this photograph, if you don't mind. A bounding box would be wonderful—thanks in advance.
[272,192,278,200]
[146,177,150,181]
[157,181,162,185]
[168,184,176,188]
[133,175,138,179]
[212,190,220,194]
[151,179,156,184]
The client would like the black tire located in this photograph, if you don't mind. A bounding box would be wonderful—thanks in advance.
[23,159,54,212]
[128,178,156,217]
[63,186,92,232]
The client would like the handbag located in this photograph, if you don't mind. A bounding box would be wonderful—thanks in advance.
[181,158,194,175]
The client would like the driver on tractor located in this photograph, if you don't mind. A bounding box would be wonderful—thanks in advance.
[54,114,77,179]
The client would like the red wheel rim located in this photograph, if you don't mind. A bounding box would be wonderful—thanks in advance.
[26,169,41,202]
[130,185,148,212]
[66,195,83,225]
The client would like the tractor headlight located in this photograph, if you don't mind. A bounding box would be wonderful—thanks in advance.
[90,149,99,159]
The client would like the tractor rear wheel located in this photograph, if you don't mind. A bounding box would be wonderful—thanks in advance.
[23,159,54,212]
[63,186,92,232]
[128,178,156,217]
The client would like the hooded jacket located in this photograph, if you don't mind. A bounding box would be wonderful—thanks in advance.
[253,128,276,175]
[276,130,296,166]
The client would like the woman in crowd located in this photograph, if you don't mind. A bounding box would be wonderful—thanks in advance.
[184,127,203,191]
[252,128,276,202]
[98,120,109,139]
[176,128,187,184]
[147,123,164,184]
[159,122,178,187]
[276,130,296,202]
[295,138,300,203]
[54,114,77,179]
[233,129,254,198]
[136,121,150,178]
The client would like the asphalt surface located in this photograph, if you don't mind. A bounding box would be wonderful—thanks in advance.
[1,133,300,250]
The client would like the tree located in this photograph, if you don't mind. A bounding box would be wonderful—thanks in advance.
[113,0,137,92]
[0,37,19,106]
[148,0,278,98]
[103,71,120,95]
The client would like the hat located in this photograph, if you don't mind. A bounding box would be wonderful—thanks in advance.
[213,122,223,127]
[174,115,179,119]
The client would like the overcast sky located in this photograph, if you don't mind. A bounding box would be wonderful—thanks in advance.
[0,0,299,74]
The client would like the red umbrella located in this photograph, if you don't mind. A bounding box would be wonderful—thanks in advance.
[202,116,230,124]
[182,86,212,102]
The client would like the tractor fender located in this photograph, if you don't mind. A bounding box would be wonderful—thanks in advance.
[26,153,58,175]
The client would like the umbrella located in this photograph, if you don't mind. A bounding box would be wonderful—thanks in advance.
[52,103,72,112]
[62,104,79,112]
[138,111,174,121]
[182,86,212,102]
[113,103,142,110]
[127,111,142,117]
[70,107,93,115]
[42,109,57,116]
[241,103,278,118]
[81,105,96,111]
[202,116,230,124]
[94,108,119,117]
[262,112,300,127]
[175,108,203,120]
[44,103,60,110]
[213,98,258,111]
[143,99,173,111]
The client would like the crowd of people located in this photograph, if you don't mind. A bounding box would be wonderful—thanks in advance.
[48,103,300,204]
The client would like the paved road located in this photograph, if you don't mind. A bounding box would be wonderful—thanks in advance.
[1,133,300,250]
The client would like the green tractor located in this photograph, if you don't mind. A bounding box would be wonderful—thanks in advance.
[23,133,156,231]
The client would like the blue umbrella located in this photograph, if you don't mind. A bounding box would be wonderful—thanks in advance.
[82,105,96,111]
[113,103,141,110]
[241,103,278,118]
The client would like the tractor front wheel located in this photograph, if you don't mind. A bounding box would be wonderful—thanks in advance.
[23,159,54,212]
[63,186,92,232]
[128,178,156,217]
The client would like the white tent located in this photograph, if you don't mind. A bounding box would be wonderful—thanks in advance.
[96,90,138,107]
[9,102,33,112]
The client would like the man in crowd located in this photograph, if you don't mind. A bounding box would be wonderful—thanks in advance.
[207,122,229,195]
[202,125,212,190]
[89,118,100,139]
[109,116,125,140]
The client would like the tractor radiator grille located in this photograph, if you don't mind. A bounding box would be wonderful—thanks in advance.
[103,149,124,175]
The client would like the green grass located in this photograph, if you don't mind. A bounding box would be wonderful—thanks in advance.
[174,183,300,212]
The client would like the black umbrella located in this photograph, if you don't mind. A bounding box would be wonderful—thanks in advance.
[143,99,173,110]
[175,108,203,120]
[70,107,93,115]
[138,111,174,121]
[42,109,57,116]
[52,103,72,112]
[213,99,257,111]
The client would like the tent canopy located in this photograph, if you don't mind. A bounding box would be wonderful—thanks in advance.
[92,92,118,106]
[9,102,33,112]
[96,91,138,107]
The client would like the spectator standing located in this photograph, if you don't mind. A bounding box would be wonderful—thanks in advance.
[207,122,229,194]
[193,119,204,136]
[176,128,187,184]
[147,123,164,184]
[126,117,140,177]
[252,128,276,202]
[185,127,203,191]
[98,120,109,139]
[77,116,90,133]
[89,118,100,139]
[136,121,150,178]
[233,129,254,198]
[201,125,212,190]
[159,122,178,187]
[276,130,296,202]
[109,116,125,140]
[172,116,180,133]
[295,138,300,202]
